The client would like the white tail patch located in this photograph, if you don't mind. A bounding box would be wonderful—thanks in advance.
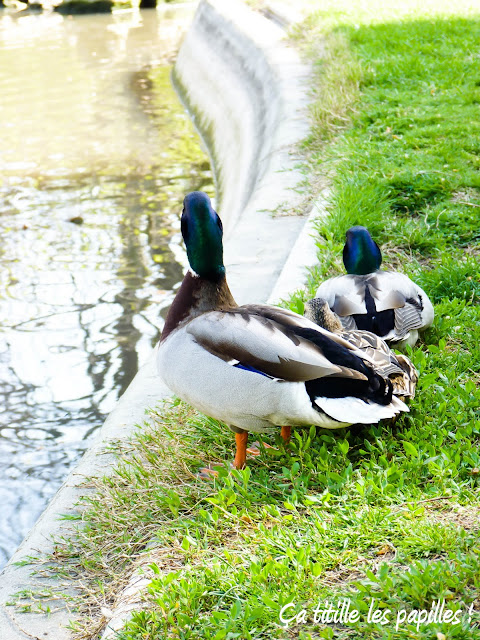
[315,395,408,424]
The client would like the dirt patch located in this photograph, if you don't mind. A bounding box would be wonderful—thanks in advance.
[451,188,480,205]
[425,504,480,531]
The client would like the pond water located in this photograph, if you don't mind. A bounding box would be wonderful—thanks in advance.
[0,5,213,568]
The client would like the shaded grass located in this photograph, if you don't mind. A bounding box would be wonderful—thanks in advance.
[298,15,480,286]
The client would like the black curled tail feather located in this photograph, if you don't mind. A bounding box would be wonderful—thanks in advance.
[367,368,393,403]
[372,372,394,405]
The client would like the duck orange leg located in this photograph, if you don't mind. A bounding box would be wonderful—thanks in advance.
[198,430,249,479]
[246,426,292,459]
[233,430,249,469]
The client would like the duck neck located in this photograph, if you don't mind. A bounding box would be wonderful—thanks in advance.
[305,299,343,333]
[160,270,237,342]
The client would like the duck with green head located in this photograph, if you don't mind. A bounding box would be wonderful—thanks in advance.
[310,226,434,349]
[157,195,410,470]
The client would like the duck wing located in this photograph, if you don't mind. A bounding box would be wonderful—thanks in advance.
[188,304,401,410]
[393,354,418,398]
[186,306,369,383]
[371,272,434,340]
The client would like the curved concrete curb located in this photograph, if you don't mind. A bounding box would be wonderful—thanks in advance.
[0,1,317,638]
[174,0,311,304]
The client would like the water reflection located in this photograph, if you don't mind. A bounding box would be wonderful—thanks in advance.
[0,6,213,567]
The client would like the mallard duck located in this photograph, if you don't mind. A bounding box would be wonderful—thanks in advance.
[313,226,434,349]
[304,298,418,400]
[157,193,409,469]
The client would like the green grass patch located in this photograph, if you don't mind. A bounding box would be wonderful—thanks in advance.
[22,396,479,639]
[12,2,480,639]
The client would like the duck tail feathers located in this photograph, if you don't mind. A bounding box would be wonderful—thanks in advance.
[314,393,408,425]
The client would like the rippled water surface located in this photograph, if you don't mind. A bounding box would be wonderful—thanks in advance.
[0,6,213,567]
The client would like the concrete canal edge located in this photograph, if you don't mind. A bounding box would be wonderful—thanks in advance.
[0,1,318,637]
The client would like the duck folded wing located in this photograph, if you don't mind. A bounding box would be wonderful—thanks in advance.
[393,297,426,335]
[318,272,420,313]
[316,275,365,315]
[335,329,407,378]
[359,272,433,321]
[186,309,370,383]
[370,273,433,340]
[362,273,411,312]
[236,303,383,362]
[394,354,418,397]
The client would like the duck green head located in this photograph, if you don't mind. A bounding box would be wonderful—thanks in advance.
[342,226,382,275]
[181,192,225,282]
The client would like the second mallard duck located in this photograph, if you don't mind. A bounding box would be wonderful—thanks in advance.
[313,226,434,349]
[157,194,412,469]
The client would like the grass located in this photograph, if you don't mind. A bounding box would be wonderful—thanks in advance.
[10,1,480,638]
[23,397,479,639]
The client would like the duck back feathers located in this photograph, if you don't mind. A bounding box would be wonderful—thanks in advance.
[187,305,394,405]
